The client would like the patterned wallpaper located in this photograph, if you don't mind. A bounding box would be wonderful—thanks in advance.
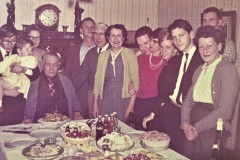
[158,0,240,73]
[0,0,158,31]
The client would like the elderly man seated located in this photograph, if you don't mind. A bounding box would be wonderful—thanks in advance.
[23,52,83,123]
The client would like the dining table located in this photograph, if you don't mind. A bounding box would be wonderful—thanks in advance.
[0,119,190,160]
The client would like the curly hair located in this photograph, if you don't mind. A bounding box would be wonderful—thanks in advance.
[24,24,42,37]
[105,24,128,44]
[194,25,225,54]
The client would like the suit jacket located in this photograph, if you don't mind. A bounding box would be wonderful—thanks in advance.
[153,49,203,115]
[179,49,203,101]
[73,45,111,92]
[64,42,93,118]
[24,73,81,121]
[64,43,82,81]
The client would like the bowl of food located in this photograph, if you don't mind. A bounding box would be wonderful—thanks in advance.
[140,131,170,148]
[60,121,92,145]
[97,132,134,152]
[22,143,64,160]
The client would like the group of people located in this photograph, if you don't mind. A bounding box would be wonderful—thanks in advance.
[0,6,239,160]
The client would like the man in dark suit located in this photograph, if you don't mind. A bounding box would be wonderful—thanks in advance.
[72,22,110,118]
[143,19,203,153]
[65,17,95,118]
[0,24,40,125]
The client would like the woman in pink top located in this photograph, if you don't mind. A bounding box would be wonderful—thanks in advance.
[132,28,165,130]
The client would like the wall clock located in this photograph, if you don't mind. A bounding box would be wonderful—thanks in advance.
[35,4,61,31]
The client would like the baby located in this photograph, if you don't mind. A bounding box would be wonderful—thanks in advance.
[0,38,38,112]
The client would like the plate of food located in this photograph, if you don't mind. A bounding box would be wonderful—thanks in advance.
[37,112,70,124]
[30,129,60,138]
[97,132,134,152]
[124,149,167,160]
[22,143,64,160]
[4,138,39,148]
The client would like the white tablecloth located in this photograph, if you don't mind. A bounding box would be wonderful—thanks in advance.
[0,120,189,160]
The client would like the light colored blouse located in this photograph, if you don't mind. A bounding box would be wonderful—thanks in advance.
[193,55,222,103]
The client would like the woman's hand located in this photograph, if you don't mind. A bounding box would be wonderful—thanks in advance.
[3,87,20,97]
[22,115,32,124]
[92,102,99,118]
[181,123,198,141]
[128,83,136,96]
[10,62,27,73]
[142,112,155,129]
[125,98,135,119]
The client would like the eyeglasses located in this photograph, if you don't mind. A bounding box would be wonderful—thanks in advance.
[2,39,17,44]
[93,32,105,37]
[28,36,40,41]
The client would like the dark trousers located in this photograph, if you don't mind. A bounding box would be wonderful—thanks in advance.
[133,97,157,130]
[0,94,26,125]
[183,103,218,160]
[154,101,185,154]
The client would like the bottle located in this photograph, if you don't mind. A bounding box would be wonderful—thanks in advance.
[211,118,224,160]
[127,112,153,130]
[102,115,109,136]
[96,115,103,141]
[113,112,118,131]
[109,114,114,133]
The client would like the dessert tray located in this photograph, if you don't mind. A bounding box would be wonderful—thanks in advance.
[22,143,64,160]
[37,112,70,125]
[97,132,135,152]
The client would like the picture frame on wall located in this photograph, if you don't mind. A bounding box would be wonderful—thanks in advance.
[201,10,237,42]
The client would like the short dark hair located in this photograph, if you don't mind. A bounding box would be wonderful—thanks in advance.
[80,17,95,27]
[0,24,18,39]
[168,19,193,35]
[105,24,128,44]
[151,27,163,39]
[14,37,33,54]
[24,24,42,37]
[202,7,222,19]
[134,26,152,44]
[194,25,225,54]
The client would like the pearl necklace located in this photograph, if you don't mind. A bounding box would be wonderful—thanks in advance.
[149,53,163,70]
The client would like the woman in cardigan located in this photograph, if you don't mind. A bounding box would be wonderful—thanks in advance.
[181,25,239,160]
[93,24,139,121]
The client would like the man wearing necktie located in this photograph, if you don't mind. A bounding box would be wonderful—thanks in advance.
[0,24,40,125]
[72,22,110,118]
[24,52,83,123]
[144,19,203,153]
